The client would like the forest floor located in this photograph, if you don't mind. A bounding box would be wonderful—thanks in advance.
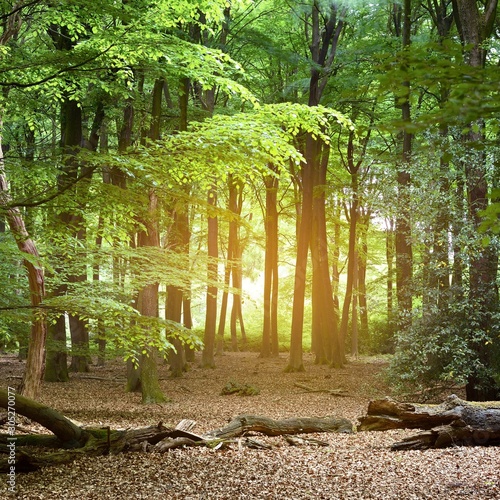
[0,351,499,499]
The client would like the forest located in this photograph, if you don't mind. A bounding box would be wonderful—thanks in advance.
[0,0,500,497]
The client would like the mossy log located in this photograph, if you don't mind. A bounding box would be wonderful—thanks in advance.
[358,395,500,450]
[0,388,178,472]
[0,389,83,446]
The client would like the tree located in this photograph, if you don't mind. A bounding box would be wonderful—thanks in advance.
[0,138,46,400]
[287,1,346,372]
[453,0,499,400]
[0,0,47,400]
[260,164,280,357]
[393,0,414,331]
[201,184,219,368]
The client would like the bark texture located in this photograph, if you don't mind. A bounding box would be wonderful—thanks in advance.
[208,414,353,440]
[358,395,500,449]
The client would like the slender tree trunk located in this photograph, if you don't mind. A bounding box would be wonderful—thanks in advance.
[117,97,139,388]
[202,186,218,368]
[270,232,279,356]
[332,199,341,330]
[175,78,195,363]
[94,218,106,367]
[227,176,240,352]
[394,0,413,331]
[95,126,109,367]
[351,249,359,358]
[340,132,360,362]
[231,180,246,350]
[358,212,369,346]
[386,219,396,338]
[216,260,231,355]
[166,283,185,378]
[66,99,105,373]
[216,176,236,354]
[451,172,465,299]
[286,136,314,373]
[68,311,90,372]
[178,206,195,363]
[166,211,187,378]
[44,315,68,382]
[261,167,279,358]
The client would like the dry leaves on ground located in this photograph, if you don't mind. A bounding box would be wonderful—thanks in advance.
[1,352,499,499]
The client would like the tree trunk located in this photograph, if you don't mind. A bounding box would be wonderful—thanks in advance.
[331,199,341,333]
[385,219,396,337]
[0,389,352,472]
[68,280,90,373]
[394,0,413,331]
[183,292,195,361]
[134,189,165,403]
[261,166,279,358]
[0,120,47,400]
[358,211,369,345]
[453,0,499,401]
[44,315,69,383]
[340,132,359,362]
[0,388,174,472]
[166,283,185,378]
[208,415,353,440]
[165,210,187,377]
[215,165,235,357]
[451,173,465,298]
[310,140,341,367]
[0,389,83,444]
[286,137,314,373]
[202,186,218,368]
[94,213,106,367]
[128,78,166,402]
[227,175,240,352]
[216,262,231,355]
[350,249,359,357]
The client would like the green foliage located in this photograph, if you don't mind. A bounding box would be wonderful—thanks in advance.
[389,297,500,397]
[479,189,500,242]
[0,234,30,349]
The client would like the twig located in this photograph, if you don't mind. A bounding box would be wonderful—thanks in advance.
[294,382,349,397]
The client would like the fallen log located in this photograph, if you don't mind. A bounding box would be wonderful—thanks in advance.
[208,414,353,439]
[358,395,500,450]
[0,388,353,472]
